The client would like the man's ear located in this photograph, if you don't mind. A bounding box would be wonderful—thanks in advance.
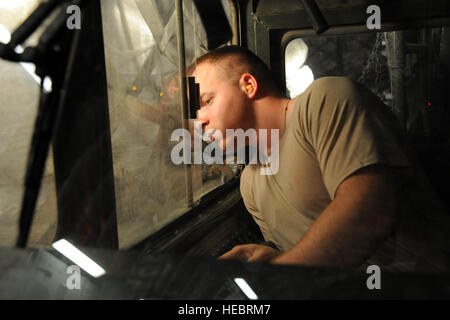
[239,73,258,98]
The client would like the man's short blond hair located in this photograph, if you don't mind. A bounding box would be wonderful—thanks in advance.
[188,45,283,96]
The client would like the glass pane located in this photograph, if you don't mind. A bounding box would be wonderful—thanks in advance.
[100,0,237,249]
[0,0,58,248]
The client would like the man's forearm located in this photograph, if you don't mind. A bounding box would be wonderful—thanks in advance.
[271,200,393,266]
[271,166,397,266]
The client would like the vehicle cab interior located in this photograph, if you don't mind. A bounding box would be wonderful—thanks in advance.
[0,0,450,300]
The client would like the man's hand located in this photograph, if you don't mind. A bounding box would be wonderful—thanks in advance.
[219,244,282,263]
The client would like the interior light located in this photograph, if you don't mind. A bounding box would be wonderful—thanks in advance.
[233,278,259,300]
[286,65,314,98]
[285,38,314,98]
[52,239,106,278]
[285,38,309,70]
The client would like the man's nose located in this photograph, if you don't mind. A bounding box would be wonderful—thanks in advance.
[196,109,209,129]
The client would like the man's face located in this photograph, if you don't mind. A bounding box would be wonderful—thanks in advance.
[194,62,251,150]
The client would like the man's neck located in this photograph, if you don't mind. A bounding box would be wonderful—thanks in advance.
[250,96,291,152]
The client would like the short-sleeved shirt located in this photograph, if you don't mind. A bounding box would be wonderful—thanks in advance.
[240,77,450,272]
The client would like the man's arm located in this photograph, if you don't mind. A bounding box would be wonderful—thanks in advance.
[271,164,397,266]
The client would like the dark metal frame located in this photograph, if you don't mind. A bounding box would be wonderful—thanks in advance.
[239,0,450,96]
[51,0,118,248]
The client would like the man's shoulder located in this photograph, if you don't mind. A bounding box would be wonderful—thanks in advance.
[287,77,360,138]
[309,76,354,88]
[292,76,379,124]
[301,76,361,100]
[291,76,359,113]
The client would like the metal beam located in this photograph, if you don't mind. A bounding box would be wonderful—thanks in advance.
[255,0,450,31]
[53,0,118,249]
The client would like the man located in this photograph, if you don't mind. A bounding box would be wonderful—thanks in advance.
[191,45,450,272]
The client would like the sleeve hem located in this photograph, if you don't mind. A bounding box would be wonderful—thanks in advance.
[328,156,412,200]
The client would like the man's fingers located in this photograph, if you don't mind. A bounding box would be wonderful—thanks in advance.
[247,246,281,263]
[219,246,247,260]
[218,245,254,260]
[218,244,281,263]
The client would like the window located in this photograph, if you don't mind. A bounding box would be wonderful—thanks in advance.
[100,0,237,248]
[285,28,450,138]
[0,0,58,248]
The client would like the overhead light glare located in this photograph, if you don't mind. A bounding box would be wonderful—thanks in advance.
[52,239,106,278]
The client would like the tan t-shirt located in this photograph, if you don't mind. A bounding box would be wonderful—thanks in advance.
[240,77,450,272]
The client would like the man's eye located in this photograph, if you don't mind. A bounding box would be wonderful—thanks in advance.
[203,99,212,106]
